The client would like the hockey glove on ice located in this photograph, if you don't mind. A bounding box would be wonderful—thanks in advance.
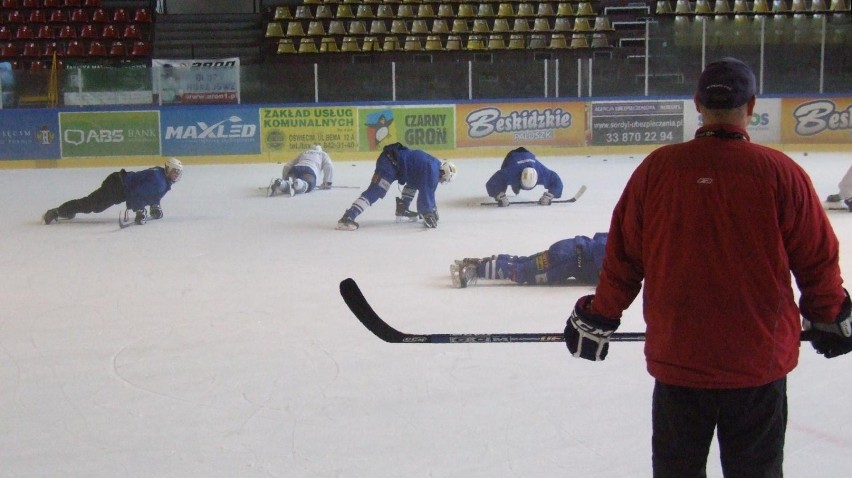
[565,295,621,361]
[149,205,163,220]
[423,211,438,228]
[495,192,509,207]
[539,191,554,206]
[803,290,852,359]
[134,209,147,225]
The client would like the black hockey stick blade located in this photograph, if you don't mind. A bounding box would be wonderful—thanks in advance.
[480,185,587,206]
[339,277,645,344]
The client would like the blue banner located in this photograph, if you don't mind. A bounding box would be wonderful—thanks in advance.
[0,109,61,160]
[161,105,260,156]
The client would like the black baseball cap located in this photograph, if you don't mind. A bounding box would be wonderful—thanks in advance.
[696,57,756,109]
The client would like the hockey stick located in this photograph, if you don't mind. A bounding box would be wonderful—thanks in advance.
[480,185,587,207]
[340,278,818,344]
[339,277,644,343]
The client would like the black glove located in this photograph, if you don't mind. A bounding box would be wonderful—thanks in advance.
[134,209,147,225]
[149,205,163,220]
[565,295,621,361]
[803,290,852,359]
[423,211,438,228]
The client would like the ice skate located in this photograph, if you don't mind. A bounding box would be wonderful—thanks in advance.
[395,197,419,223]
[826,194,842,203]
[450,262,479,288]
[268,178,282,197]
[285,177,295,197]
[336,216,359,231]
[43,208,59,225]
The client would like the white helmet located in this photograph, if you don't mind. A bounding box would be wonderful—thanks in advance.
[440,160,457,184]
[165,157,183,183]
[520,167,537,190]
[313,144,323,152]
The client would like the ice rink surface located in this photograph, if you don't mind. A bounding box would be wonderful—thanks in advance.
[1,151,850,477]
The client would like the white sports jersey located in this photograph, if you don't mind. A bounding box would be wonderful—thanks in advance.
[281,149,334,184]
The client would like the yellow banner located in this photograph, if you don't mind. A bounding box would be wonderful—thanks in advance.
[781,98,852,144]
[455,102,587,148]
[260,106,358,153]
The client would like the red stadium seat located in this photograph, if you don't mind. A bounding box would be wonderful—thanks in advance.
[21,41,40,57]
[48,9,68,23]
[6,10,25,24]
[84,0,101,6]
[40,41,61,57]
[108,40,125,57]
[0,26,11,41]
[87,40,106,56]
[133,8,151,23]
[101,24,119,39]
[112,8,129,24]
[70,8,88,23]
[0,43,20,58]
[27,9,48,23]
[22,0,40,8]
[43,0,62,9]
[65,39,84,56]
[64,0,81,6]
[90,7,108,23]
[37,24,55,39]
[79,24,98,39]
[122,24,141,40]
[57,24,76,39]
[15,25,35,40]
[1,0,20,8]
[129,40,150,57]
[29,59,46,70]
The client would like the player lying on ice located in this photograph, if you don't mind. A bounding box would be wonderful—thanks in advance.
[268,144,334,197]
[451,233,607,288]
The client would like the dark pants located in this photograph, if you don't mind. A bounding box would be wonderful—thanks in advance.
[57,170,126,218]
[652,377,787,478]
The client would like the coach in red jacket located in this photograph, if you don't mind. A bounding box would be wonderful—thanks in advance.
[564,57,851,478]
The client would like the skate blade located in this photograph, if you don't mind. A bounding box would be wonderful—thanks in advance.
[395,216,419,223]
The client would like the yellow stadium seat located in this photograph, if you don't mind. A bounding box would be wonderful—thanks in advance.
[356,4,374,18]
[382,35,401,51]
[576,2,596,16]
[452,19,469,33]
[593,17,613,31]
[517,3,534,17]
[265,22,284,38]
[432,19,449,34]
[550,33,569,49]
[307,21,326,36]
[336,4,354,18]
[445,34,462,51]
[411,19,429,34]
[492,18,510,32]
[277,38,296,54]
[376,4,394,18]
[362,36,380,51]
[656,1,673,14]
[529,33,547,49]
[348,20,367,35]
[295,6,313,19]
[508,33,526,49]
[437,4,454,17]
[417,4,436,18]
[328,20,346,35]
[466,34,486,50]
[553,17,572,32]
[341,36,360,52]
[320,37,339,52]
[497,3,514,17]
[286,21,306,37]
[274,7,292,20]
[396,4,414,18]
[533,18,550,32]
[298,38,318,53]
[457,3,476,17]
[536,2,554,16]
[390,19,409,34]
[425,35,444,50]
[713,0,731,14]
[404,35,422,51]
[472,18,490,33]
[476,3,495,17]
[487,34,506,49]
[556,3,574,16]
[370,19,387,34]
[315,5,333,19]
[513,18,530,32]
[590,32,611,48]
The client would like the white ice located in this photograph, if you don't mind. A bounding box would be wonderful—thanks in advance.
[1,151,850,478]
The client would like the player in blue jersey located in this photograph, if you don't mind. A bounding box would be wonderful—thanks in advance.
[450,233,607,288]
[486,147,563,206]
[43,158,183,225]
[336,142,457,230]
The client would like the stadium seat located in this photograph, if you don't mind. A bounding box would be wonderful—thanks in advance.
[465,34,485,50]
[674,0,694,14]
[472,19,490,33]
[64,0,82,7]
[497,3,514,17]
[752,0,770,13]
[713,0,731,14]
[476,3,495,17]
[276,37,296,54]
[299,37,318,54]
[492,18,510,33]
[265,22,284,38]
[375,4,393,18]
[129,40,150,57]
[576,2,596,16]
[487,34,506,50]
[348,20,367,35]
[436,4,453,17]
[40,41,61,58]
[273,7,292,20]
[335,4,354,19]
[307,20,326,36]
[695,0,712,14]
[528,33,547,49]
[87,40,106,56]
[381,35,400,51]
[574,18,592,32]
[512,18,530,32]
[23,0,40,8]
[112,8,129,23]
[28,9,48,24]
[79,24,98,39]
[108,40,126,57]
[410,19,428,34]
[37,24,55,39]
[43,0,62,6]
[65,39,85,56]
[133,8,151,23]
[549,33,569,49]
[90,8,108,23]
[315,5,333,19]
[361,36,379,52]
[122,24,141,40]
[424,35,443,51]
[456,4,475,17]
[1,0,20,7]
[772,0,790,12]
[570,33,590,48]
[340,36,360,52]
[29,60,46,70]
[657,1,674,14]
[396,4,414,18]
[553,17,571,32]
[508,33,525,49]
[101,24,119,39]
[48,9,67,23]
[369,19,387,34]
[451,19,469,33]
[390,19,408,34]
[327,20,345,35]
[416,4,435,18]
[0,26,11,41]
[356,4,374,18]
[403,35,422,51]
[319,37,339,52]
[21,42,39,57]
[0,43,20,58]
[431,19,448,34]
[5,10,24,24]
[536,2,554,17]
[15,25,35,41]
[70,8,88,23]
[556,3,574,16]
[517,3,534,17]
[286,21,305,37]
[444,34,461,51]
[533,18,550,32]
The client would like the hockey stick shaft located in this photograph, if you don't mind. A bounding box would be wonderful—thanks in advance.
[340,278,817,344]
[480,185,587,206]
[340,278,643,343]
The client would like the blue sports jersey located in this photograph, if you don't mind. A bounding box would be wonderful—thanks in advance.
[485,147,564,198]
[479,233,608,285]
[123,167,172,211]
[364,143,442,214]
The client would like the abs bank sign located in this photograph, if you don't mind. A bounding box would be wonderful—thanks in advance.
[161,105,260,156]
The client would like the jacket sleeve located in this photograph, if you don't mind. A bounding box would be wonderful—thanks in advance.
[485,171,509,197]
[541,167,563,198]
[782,162,846,323]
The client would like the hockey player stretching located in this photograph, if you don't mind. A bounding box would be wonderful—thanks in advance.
[486,147,563,206]
[43,157,183,225]
[336,142,456,230]
[451,233,607,288]
[268,144,334,197]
